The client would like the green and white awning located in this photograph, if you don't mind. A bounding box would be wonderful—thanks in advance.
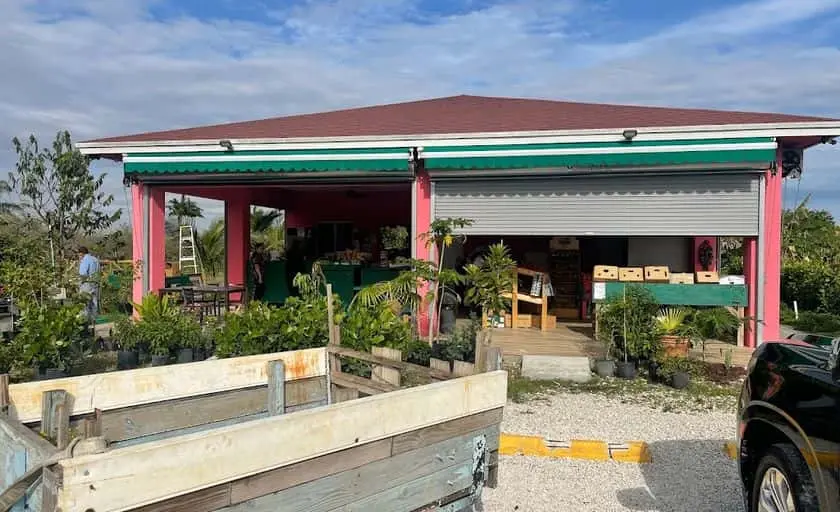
[420,138,777,170]
[123,147,413,174]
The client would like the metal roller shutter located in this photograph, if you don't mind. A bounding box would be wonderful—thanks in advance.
[432,173,760,236]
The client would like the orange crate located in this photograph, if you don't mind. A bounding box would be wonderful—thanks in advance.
[669,273,694,285]
[618,268,644,282]
[695,271,720,283]
[593,265,619,281]
[644,266,670,282]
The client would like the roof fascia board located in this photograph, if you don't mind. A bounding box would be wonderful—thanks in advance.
[77,121,840,156]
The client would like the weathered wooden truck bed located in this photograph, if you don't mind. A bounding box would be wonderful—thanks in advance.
[0,347,506,512]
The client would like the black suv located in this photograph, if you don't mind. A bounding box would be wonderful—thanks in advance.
[737,337,839,511]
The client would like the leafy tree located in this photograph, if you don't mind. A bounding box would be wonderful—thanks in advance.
[781,195,840,265]
[196,218,225,278]
[8,131,121,261]
[250,207,285,254]
[463,242,517,347]
[167,195,203,226]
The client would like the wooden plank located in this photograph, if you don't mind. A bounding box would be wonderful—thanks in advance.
[328,346,451,380]
[0,375,9,416]
[392,408,504,455]
[94,377,326,444]
[267,361,285,416]
[9,348,327,424]
[331,372,397,396]
[40,465,60,512]
[371,347,401,387]
[132,485,231,512]
[452,361,475,377]
[429,358,451,375]
[40,390,69,449]
[341,461,472,512]
[229,438,392,505]
[131,439,392,512]
[484,347,503,372]
[55,371,508,512]
[331,386,359,403]
[221,430,481,512]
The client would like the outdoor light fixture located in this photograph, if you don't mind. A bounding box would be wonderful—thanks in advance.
[622,129,638,141]
[219,139,234,151]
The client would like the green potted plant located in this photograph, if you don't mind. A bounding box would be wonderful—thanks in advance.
[379,226,409,263]
[13,302,88,380]
[463,242,517,357]
[685,307,743,360]
[657,355,696,389]
[655,307,690,357]
[596,285,660,379]
[112,316,140,370]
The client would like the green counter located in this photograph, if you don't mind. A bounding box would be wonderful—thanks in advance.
[595,282,747,307]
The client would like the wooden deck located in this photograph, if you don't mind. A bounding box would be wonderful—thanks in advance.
[489,323,603,358]
[487,322,754,367]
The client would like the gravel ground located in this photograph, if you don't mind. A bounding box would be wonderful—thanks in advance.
[483,390,744,512]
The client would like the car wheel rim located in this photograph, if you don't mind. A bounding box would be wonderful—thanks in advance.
[758,467,796,512]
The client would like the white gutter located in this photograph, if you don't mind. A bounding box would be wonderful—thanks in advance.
[76,122,840,156]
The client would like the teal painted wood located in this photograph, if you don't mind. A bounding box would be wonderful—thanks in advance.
[1,417,57,512]
[220,426,499,512]
[597,282,748,306]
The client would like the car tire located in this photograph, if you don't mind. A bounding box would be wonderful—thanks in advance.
[750,443,820,512]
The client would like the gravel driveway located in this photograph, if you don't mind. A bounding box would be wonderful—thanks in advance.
[483,390,744,512]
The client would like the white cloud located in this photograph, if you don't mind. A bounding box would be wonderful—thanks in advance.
[1,0,839,228]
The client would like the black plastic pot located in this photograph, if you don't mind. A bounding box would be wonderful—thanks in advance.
[176,348,194,364]
[671,371,691,389]
[150,354,169,367]
[647,361,661,382]
[117,350,139,370]
[616,361,637,380]
[594,359,615,378]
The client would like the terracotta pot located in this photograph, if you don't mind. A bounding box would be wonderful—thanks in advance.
[661,335,690,357]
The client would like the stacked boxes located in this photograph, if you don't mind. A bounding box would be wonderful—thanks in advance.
[593,265,619,281]
[618,268,644,282]
[669,273,694,285]
[644,266,670,283]
[695,271,720,284]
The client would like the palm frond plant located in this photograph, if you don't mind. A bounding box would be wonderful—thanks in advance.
[463,242,516,345]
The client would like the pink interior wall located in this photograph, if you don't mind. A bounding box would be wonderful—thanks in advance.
[225,196,250,301]
[762,155,784,342]
[283,189,411,229]
[691,237,718,272]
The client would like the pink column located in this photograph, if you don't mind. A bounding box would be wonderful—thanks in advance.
[131,183,144,308]
[225,197,250,301]
[762,154,784,342]
[743,237,758,348]
[148,187,167,295]
[415,169,432,338]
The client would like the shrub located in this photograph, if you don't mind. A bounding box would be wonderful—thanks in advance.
[11,302,89,371]
[790,310,840,335]
[598,285,661,361]
[432,318,479,364]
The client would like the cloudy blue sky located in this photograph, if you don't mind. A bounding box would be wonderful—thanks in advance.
[2,0,840,224]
